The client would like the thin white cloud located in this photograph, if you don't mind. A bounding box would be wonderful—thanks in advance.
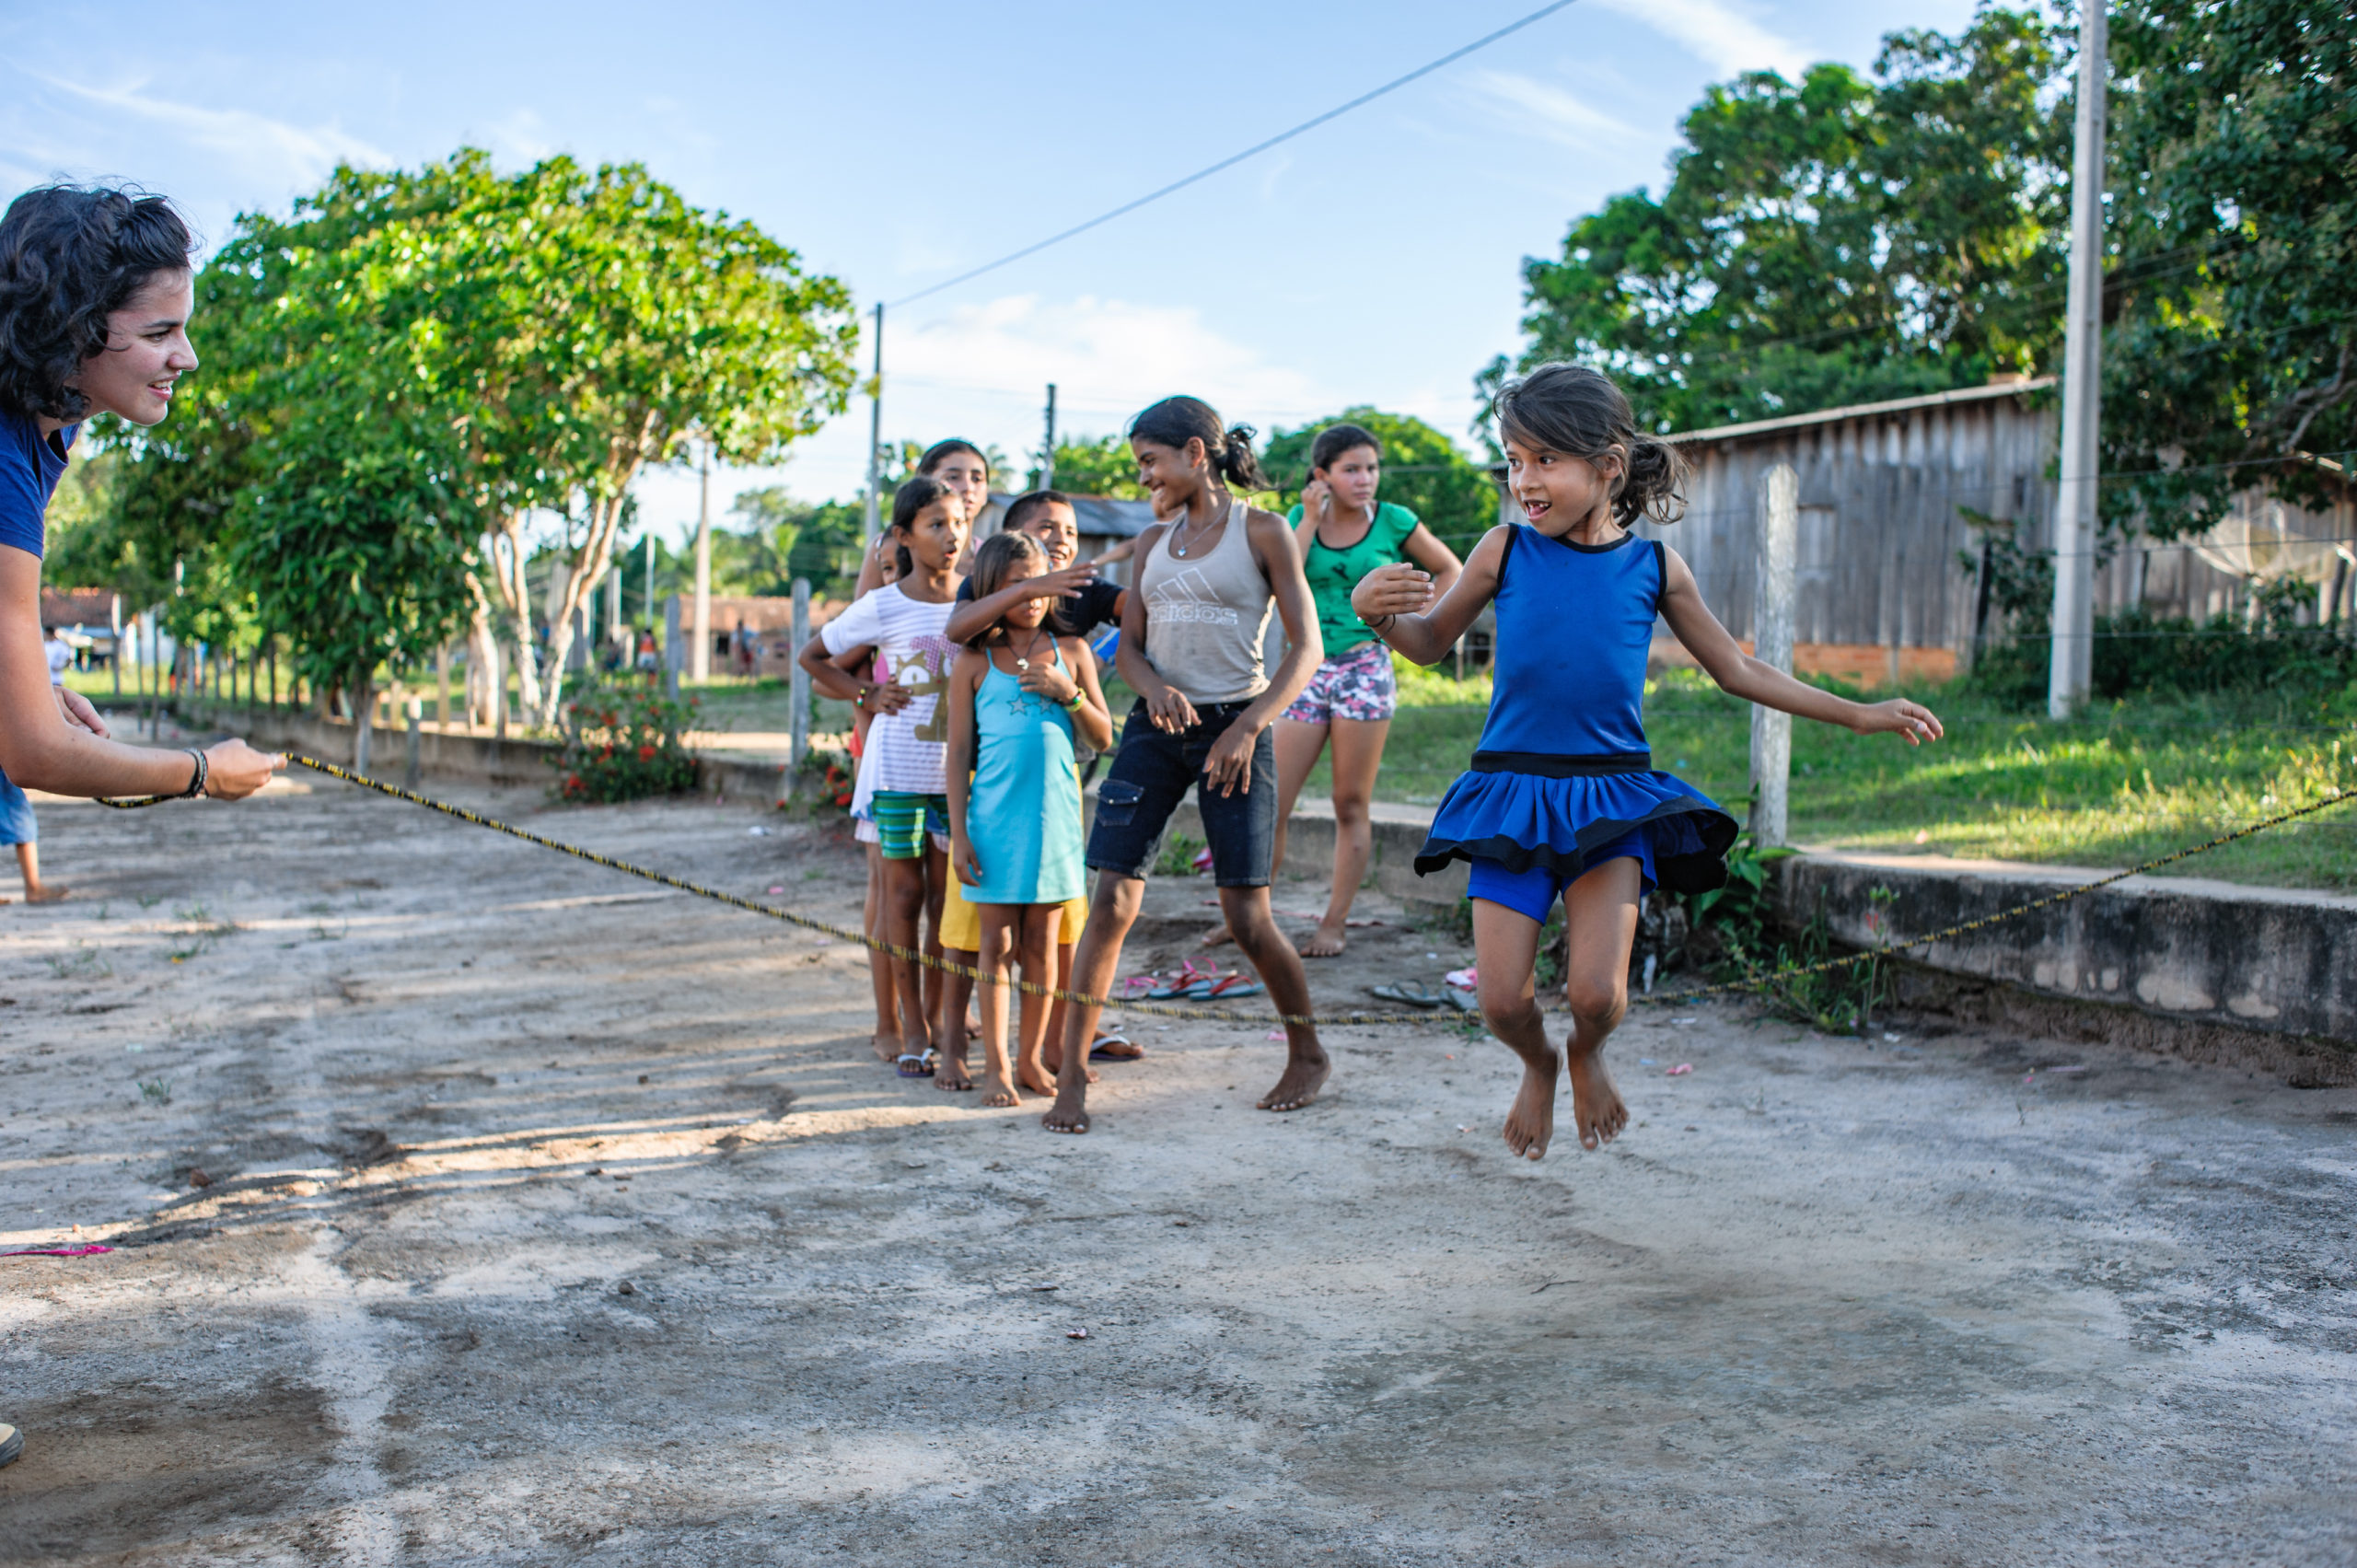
[1590,0,1812,79]
[29,73,387,188]
[482,108,557,167]
[1461,69,1642,146]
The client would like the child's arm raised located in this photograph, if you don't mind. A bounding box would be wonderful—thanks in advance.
[940,560,1100,647]
[1658,545,1943,744]
[1350,524,1508,667]
[944,649,987,888]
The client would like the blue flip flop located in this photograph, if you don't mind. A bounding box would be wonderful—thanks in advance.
[895,1052,935,1078]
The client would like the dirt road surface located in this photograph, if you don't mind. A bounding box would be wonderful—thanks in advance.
[2,777,2351,1565]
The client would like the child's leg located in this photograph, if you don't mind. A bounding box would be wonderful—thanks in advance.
[1044,871,1145,1133]
[1558,856,1641,1150]
[864,842,893,1062]
[974,907,1020,1106]
[1217,883,1329,1112]
[1041,938,1074,1074]
[880,855,932,1058]
[1469,896,1561,1160]
[1306,716,1387,958]
[15,842,61,903]
[1012,905,1060,1095]
[919,837,949,1025]
[935,960,976,1089]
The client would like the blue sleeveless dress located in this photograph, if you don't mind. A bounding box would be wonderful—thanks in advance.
[1415,527,1737,904]
[968,646,1086,905]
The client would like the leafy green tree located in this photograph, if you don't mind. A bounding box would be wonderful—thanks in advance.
[1260,409,1501,552]
[726,486,868,598]
[1038,434,1145,499]
[1494,7,2070,431]
[2103,0,2357,536]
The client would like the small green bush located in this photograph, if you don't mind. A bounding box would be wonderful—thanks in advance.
[552,681,701,803]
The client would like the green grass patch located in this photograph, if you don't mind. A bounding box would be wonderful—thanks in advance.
[1301,661,2357,892]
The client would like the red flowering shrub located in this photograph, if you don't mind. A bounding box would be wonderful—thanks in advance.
[552,680,700,803]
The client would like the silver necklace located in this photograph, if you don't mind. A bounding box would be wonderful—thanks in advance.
[1010,627,1051,672]
[1169,495,1231,559]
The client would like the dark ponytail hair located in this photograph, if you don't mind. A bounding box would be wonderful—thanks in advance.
[890,474,954,578]
[1308,423,1381,475]
[917,438,987,479]
[1129,396,1270,492]
[0,184,196,421]
[1492,363,1688,526]
[963,531,1046,645]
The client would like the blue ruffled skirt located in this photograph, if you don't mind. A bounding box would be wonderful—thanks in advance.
[1415,764,1739,894]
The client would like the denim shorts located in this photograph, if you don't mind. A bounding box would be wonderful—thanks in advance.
[0,766,34,846]
[1087,700,1276,887]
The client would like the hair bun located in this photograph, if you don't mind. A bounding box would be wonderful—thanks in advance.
[1620,436,1688,525]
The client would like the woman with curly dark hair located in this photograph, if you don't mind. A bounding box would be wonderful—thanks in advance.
[0,183,284,1470]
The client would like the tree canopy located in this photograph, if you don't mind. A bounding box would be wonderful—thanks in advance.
[1494,6,2071,433]
[100,148,858,725]
[2104,0,2357,532]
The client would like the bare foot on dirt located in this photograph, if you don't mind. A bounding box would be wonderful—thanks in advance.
[1564,1044,1627,1151]
[1503,1050,1560,1160]
[1041,1086,1090,1134]
[1039,1040,1101,1082]
[1197,922,1234,949]
[936,1052,973,1092]
[1256,1052,1330,1113]
[24,886,67,905]
[980,1073,1021,1109]
[870,1031,898,1064]
[1295,923,1347,958]
[1016,1057,1059,1097]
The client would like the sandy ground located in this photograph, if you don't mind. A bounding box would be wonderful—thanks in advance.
[1,773,2352,1566]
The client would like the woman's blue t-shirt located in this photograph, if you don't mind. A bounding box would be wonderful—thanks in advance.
[1,409,78,559]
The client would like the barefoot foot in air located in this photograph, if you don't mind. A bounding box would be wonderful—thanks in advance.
[1256,1050,1330,1113]
[1563,1042,1627,1151]
[1502,1048,1561,1160]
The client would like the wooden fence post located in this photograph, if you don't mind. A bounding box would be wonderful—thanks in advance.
[789,578,811,774]
[1750,462,1798,849]
[435,642,452,729]
[404,697,423,791]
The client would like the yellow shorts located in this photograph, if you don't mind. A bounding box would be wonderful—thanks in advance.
[938,875,1087,953]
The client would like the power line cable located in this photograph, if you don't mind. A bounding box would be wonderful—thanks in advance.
[885,0,1583,310]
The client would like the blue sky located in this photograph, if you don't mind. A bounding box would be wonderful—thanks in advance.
[4,0,1978,543]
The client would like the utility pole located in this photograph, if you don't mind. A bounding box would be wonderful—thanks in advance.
[1041,383,1058,491]
[691,439,714,684]
[861,303,885,546]
[1750,463,1798,848]
[2048,0,2107,720]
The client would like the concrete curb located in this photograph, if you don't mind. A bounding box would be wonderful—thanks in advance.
[157,703,795,807]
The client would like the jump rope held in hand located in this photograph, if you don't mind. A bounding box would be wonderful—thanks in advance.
[94,756,2357,1029]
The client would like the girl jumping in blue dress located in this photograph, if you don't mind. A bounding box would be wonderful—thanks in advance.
[1353,364,1943,1161]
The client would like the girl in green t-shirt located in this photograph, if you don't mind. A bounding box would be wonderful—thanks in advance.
[1273,423,1461,957]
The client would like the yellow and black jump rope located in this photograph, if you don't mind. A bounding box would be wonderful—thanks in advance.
[99,755,2354,1028]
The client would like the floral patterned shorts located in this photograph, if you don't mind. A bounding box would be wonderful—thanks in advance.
[1282,637,1398,725]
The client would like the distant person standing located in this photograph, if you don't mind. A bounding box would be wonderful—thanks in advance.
[1268,424,1461,957]
[0,183,284,1470]
[44,623,72,684]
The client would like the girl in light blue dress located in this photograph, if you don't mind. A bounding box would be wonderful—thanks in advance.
[1353,364,1945,1164]
[946,533,1116,1108]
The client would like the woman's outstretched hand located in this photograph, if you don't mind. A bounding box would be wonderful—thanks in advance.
[1853,698,1944,746]
[1351,563,1435,624]
[203,739,286,799]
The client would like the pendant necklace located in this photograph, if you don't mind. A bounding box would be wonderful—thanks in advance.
[1169,495,1231,559]
[1011,628,1050,672]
